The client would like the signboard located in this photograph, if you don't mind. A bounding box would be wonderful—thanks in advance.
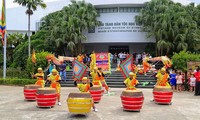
[187,61,200,70]
[84,13,155,43]
[95,52,111,73]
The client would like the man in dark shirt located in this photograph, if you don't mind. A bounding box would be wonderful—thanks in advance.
[59,60,67,81]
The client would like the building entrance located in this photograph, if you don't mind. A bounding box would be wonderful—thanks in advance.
[109,46,129,54]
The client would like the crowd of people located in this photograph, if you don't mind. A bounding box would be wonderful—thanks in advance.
[169,66,200,95]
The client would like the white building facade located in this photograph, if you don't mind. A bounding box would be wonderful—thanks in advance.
[6,0,192,54]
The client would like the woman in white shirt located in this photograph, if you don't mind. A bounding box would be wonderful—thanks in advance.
[189,74,196,92]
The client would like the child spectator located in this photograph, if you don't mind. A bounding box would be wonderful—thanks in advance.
[170,70,176,91]
[189,74,196,92]
[176,72,183,92]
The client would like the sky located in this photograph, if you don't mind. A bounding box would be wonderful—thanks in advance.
[0,0,200,8]
[2,0,58,8]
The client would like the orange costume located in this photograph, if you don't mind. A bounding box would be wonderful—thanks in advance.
[143,58,151,74]
[48,69,62,104]
[34,68,45,88]
[99,71,109,92]
[124,72,139,90]
[77,54,84,63]
[156,68,170,87]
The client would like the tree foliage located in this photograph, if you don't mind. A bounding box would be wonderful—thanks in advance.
[40,0,99,56]
[171,51,200,72]
[26,51,50,75]
[136,0,200,56]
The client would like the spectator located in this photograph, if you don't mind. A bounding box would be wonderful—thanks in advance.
[59,60,67,81]
[113,53,117,63]
[110,53,113,64]
[137,53,142,64]
[189,74,196,92]
[118,52,123,62]
[170,70,176,91]
[49,62,56,73]
[142,52,146,60]
[194,67,200,96]
[83,54,88,64]
[176,72,183,92]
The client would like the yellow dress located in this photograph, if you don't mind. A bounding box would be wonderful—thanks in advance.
[35,73,45,88]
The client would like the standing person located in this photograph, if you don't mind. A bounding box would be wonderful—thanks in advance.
[170,70,177,91]
[124,72,139,90]
[123,52,127,60]
[113,53,117,63]
[118,52,123,63]
[176,72,183,92]
[194,67,200,96]
[47,69,62,106]
[189,74,196,92]
[59,60,67,81]
[83,54,88,65]
[142,52,146,60]
[32,68,45,88]
[110,53,113,65]
[137,53,142,64]
[74,77,98,112]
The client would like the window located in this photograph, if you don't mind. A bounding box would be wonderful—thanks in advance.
[119,7,142,13]
[97,7,118,13]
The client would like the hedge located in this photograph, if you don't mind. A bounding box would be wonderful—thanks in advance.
[0,78,37,86]
[171,51,200,72]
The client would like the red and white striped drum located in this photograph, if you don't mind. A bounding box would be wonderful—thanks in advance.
[89,85,102,103]
[153,86,173,105]
[24,84,41,101]
[36,88,57,108]
[121,90,144,111]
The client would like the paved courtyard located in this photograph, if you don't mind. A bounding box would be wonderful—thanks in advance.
[0,85,199,120]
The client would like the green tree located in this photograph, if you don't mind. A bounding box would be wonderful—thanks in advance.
[40,0,99,56]
[136,0,200,56]
[13,0,47,57]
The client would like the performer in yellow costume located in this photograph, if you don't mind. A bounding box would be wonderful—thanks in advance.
[156,68,170,87]
[32,68,45,88]
[47,69,62,106]
[75,77,98,112]
[90,51,96,71]
[90,67,102,86]
[124,72,139,90]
